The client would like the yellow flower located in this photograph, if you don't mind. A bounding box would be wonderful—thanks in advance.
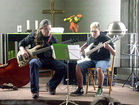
[64,18,67,21]
[64,14,83,23]
[69,19,73,22]
[74,17,78,22]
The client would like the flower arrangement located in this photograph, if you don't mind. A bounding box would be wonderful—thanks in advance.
[64,14,83,33]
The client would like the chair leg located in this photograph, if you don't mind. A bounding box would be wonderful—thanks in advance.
[107,70,113,95]
[107,70,111,88]
[109,71,114,95]
[109,75,112,95]
[86,71,91,94]
[86,70,96,94]
[109,56,115,95]
[50,70,55,78]
[90,72,96,91]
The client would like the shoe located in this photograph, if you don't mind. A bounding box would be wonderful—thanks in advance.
[46,84,56,95]
[71,88,84,95]
[95,88,103,96]
[32,93,39,99]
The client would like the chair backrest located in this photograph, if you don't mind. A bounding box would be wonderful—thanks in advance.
[107,55,115,71]
[111,55,115,70]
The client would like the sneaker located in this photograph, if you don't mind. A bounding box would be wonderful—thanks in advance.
[95,88,103,96]
[32,93,39,99]
[46,84,56,95]
[71,88,84,95]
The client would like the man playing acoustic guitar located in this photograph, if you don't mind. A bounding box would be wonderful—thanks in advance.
[71,22,116,96]
[18,19,67,99]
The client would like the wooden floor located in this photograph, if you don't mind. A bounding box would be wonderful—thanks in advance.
[0,77,139,105]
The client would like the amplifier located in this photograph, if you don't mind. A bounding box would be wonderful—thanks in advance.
[63,61,87,85]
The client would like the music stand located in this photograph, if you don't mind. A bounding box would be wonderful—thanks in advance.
[52,44,80,105]
[122,41,139,87]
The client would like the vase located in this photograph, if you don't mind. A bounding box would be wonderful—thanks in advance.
[70,22,79,33]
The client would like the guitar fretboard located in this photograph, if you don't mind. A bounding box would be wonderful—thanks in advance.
[86,40,111,55]
[32,46,51,55]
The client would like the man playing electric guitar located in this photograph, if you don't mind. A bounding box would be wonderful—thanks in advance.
[18,19,67,99]
[71,22,116,96]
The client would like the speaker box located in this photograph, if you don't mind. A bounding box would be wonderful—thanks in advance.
[63,61,87,85]
[63,61,77,85]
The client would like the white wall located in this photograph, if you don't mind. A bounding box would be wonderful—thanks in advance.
[64,0,121,32]
[0,0,65,33]
[0,0,120,33]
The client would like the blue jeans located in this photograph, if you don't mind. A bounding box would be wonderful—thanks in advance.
[29,58,67,93]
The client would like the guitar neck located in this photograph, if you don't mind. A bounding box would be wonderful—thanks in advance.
[87,40,111,55]
[31,39,77,56]
[32,46,51,55]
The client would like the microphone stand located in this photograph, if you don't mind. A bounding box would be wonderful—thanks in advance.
[122,41,138,88]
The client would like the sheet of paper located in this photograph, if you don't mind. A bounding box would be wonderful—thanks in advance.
[68,45,81,60]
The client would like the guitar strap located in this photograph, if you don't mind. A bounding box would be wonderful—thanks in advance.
[46,34,53,44]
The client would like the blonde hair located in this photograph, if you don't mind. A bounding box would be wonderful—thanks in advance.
[90,22,100,30]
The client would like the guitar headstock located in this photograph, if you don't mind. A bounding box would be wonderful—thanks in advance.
[111,35,120,43]
[61,38,78,44]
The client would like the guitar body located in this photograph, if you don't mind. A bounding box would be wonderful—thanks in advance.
[17,45,41,67]
[0,58,30,88]
[84,43,94,57]
[84,36,119,57]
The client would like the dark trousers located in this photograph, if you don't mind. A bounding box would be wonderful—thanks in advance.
[29,58,67,93]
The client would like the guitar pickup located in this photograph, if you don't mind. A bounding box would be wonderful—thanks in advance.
[18,55,23,61]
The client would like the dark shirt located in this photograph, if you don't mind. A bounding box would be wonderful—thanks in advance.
[19,32,57,62]
[86,32,114,60]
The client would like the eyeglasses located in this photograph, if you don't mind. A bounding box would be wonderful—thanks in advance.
[90,30,98,33]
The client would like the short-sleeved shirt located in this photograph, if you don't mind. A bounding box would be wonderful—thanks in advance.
[19,32,57,62]
[86,32,114,60]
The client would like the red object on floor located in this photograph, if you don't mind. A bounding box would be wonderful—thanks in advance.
[0,58,30,88]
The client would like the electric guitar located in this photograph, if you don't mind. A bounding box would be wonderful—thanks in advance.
[84,35,119,58]
[17,39,77,67]
[17,45,52,67]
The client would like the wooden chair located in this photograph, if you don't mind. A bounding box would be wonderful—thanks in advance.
[86,55,115,95]
[39,68,55,77]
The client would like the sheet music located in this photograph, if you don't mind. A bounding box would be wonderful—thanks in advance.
[68,45,81,60]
